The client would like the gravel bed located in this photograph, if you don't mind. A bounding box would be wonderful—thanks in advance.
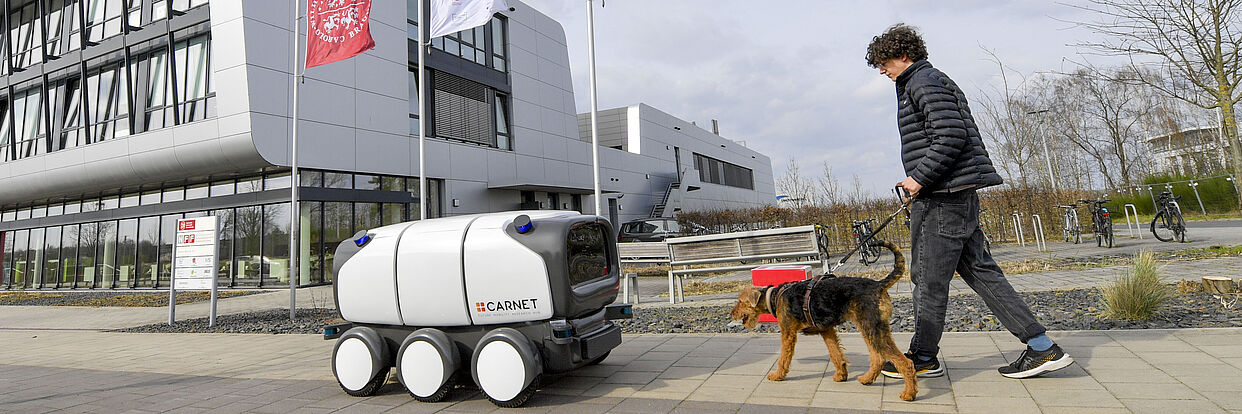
[115,308,339,334]
[0,290,263,307]
[111,288,1241,336]
[616,288,1242,334]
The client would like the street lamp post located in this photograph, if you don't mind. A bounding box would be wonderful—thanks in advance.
[1026,109,1058,191]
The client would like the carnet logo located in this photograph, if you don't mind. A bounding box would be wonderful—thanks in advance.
[475,298,539,313]
[179,221,195,231]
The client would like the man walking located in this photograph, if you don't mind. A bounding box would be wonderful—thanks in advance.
[866,24,1073,379]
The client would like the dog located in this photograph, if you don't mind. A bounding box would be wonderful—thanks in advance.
[729,239,917,401]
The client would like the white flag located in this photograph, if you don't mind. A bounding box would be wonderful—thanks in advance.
[430,0,510,39]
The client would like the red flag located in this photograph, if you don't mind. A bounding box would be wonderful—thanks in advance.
[306,0,376,68]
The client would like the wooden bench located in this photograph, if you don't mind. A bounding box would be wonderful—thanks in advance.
[664,225,826,303]
[618,242,671,264]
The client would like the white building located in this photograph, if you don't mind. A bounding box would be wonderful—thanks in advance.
[1146,125,1234,176]
[0,0,774,290]
[576,104,775,224]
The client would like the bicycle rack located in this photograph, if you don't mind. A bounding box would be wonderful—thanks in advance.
[1123,204,1141,239]
[1031,214,1047,252]
[1012,213,1026,247]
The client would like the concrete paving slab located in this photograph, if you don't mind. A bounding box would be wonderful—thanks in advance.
[4,328,1242,412]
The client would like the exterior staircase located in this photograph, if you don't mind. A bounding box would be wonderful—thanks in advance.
[650,182,679,218]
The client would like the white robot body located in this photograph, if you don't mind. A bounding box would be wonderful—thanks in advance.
[336,211,582,327]
[328,211,631,407]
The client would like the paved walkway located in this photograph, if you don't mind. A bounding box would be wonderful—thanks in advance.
[0,285,336,331]
[2,328,1241,413]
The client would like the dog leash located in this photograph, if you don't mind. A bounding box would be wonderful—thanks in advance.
[826,185,915,274]
[799,186,913,328]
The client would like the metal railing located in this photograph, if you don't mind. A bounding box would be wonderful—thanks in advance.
[1012,213,1026,247]
[1031,214,1047,252]
[1123,204,1142,239]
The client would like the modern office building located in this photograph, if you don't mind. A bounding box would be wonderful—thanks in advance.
[576,104,773,223]
[1146,125,1235,176]
[0,0,774,291]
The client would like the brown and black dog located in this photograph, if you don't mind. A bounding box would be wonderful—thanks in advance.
[729,240,917,401]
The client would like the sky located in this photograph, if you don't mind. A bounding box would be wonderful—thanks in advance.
[518,0,1130,198]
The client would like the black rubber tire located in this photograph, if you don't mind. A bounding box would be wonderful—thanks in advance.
[1175,213,1187,243]
[409,373,453,402]
[1151,212,1174,242]
[863,243,882,265]
[586,351,610,366]
[341,369,388,397]
[488,375,539,408]
[1102,221,1114,248]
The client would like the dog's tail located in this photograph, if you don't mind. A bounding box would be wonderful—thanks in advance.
[875,239,905,289]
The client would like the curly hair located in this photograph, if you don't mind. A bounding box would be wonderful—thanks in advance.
[865,23,927,68]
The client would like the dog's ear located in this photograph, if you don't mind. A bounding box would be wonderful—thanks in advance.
[743,287,761,307]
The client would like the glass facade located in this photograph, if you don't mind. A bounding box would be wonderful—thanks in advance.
[407,12,511,150]
[694,152,756,190]
[1,0,212,164]
[0,170,443,290]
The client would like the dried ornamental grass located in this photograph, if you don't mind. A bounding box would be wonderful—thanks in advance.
[1101,250,1171,320]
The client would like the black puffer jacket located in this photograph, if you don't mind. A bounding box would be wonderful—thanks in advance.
[896,60,1003,192]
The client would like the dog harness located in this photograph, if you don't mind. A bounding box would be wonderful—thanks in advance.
[802,274,830,329]
[764,274,830,329]
[764,284,788,317]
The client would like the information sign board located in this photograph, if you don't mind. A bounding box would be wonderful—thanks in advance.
[174,217,218,290]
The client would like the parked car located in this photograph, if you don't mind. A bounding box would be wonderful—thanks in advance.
[618,218,683,242]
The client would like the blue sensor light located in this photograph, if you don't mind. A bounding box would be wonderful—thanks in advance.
[354,234,371,247]
[515,214,533,234]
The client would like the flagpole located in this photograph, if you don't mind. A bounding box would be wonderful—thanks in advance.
[586,0,601,218]
[418,0,427,220]
[289,0,302,320]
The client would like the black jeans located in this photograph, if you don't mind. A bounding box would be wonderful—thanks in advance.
[907,190,1046,358]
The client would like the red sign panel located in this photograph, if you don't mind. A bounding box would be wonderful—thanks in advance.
[306,0,375,68]
[179,220,196,231]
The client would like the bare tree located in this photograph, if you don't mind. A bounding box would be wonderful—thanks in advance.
[975,48,1046,188]
[816,161,843,206]
[1049,66,1157,188]
[1072,0,1242,207]
[776,158,816,207]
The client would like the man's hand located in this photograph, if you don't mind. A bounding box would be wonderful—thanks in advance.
[898,176,923,198]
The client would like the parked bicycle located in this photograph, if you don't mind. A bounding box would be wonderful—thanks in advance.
[851,218,883,265]
[1056,204,1081,244]
[1078,198,1114,248]
[1151,191,1187,243]
[813,223,832,259]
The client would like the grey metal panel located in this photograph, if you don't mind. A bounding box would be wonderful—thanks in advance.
[0,128,270,206]
[0,188,289,232]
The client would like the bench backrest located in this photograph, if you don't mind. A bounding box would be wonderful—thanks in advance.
[618,242,671,261]
[665,225,819,265]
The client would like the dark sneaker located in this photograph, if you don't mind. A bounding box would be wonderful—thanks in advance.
[998,344,1074,379]
[881,352,944,378]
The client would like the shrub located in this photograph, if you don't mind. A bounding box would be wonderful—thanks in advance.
[1100,250,1171,320]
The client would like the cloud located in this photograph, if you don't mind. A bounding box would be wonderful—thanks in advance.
[519,0,1127,197]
